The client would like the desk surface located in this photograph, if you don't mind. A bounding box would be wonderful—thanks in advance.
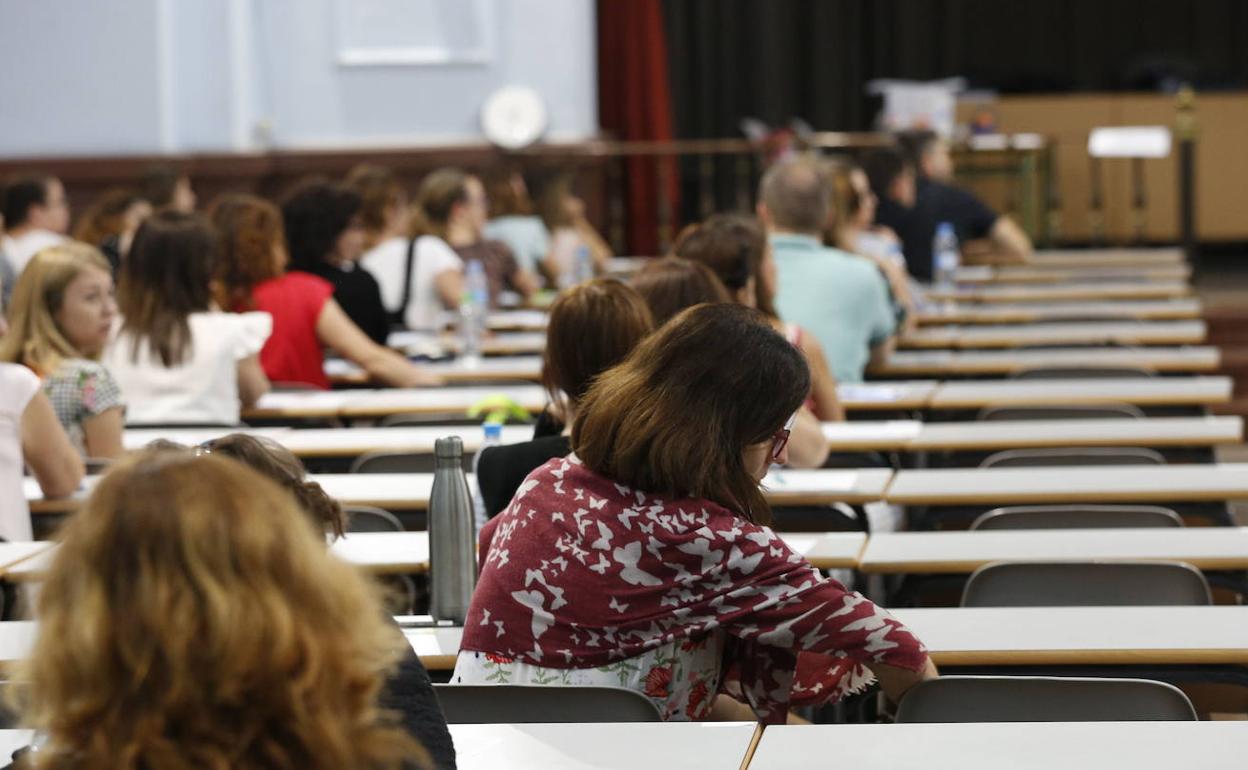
[885,463,1248,506]
[329,356,545,385]
[386,330,547,357]
[925,281,1191,303]
[453,723,758,770]
[859,527,1248,574]
[901,320,1206,350]
[909,415,1241,450]
[749,722,1248,770]
[874,347,1220,377]
[929,376,1232,408]
[405,605,1248,670]
[915,298,1203,325]
[954,263,1192,284]
[1029,247,1186,267]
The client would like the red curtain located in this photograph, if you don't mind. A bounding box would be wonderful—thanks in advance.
[597,0,680,256]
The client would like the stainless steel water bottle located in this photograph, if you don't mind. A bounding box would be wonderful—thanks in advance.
[429,436,477,623]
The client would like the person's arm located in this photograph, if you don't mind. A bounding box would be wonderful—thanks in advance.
[865,267,899,372]
[317,299,444,387]
[572,217,614,272]
[797,334,845,422]
[988,215,1034,264]
[236,355,270,409]
[22,392,84,498]
[870,658,940,705]
[783,407,830,469]
[82,407,125,460]
[434,268,464,310]
[510,267,541,300]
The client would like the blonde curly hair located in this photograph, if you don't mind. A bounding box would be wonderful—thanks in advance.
[16,450,428,770]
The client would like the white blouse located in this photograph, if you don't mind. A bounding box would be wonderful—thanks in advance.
[361,235,463,331]
[103,312,271,426]
[0,363,41,542]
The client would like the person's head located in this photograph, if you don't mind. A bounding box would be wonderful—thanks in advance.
[631,256,731,327]
[411,168,484,240]
[483,166,533,217]
[18,450,424,769]
[282,179,365,269]
[542,278,654,414]
[899,130,953,181]
[344,164,409,247]
[0,242,116,374]
[117,211,220,367]
[1,174,70,234]
[757,156,834,236]
[140,165,197,213]
[572,303,810,524]
[533,171,581,230]
[824,157,877,241]
[210,193,288,310]
[863,146,917,208]
[71,187,152,248]
[671,213,780,314]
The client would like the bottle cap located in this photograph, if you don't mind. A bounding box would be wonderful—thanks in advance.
[936,221,955,236]
[483,422,503,439]
[435,436,465,459]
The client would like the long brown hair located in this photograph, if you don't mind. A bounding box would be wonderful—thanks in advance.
[630,256,731,327]
[542,278,654,412]
[0,242,112,376]
[671,213,779,317]
[410,168,470,240]
[72,187,146,247]
[345,164,406,249]
[572,303,810,524]
[16,450,427,770]
[117,210,220,367]
[210,193,286,311]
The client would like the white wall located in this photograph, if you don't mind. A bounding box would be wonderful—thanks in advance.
[0,0,598,157]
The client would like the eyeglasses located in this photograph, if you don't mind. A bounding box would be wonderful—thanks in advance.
[771,413,797,461]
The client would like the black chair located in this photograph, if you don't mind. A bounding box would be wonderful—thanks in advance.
[895,676,1197,722]
[434,684,662,724]
[961,560,1212,607]
[349,451,434,474]
[979,447,1165,468]
[344,505,406,533]
[978,403,1145,421]
[971,504,1184,530]
[1010,366,1156,380]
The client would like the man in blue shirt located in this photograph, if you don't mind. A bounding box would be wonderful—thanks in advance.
[758,157,897,382]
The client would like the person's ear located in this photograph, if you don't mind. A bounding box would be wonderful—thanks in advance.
[756,202,773,228]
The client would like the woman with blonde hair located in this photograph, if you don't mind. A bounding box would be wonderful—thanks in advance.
[0,242,125,458]
[16,449,431,769]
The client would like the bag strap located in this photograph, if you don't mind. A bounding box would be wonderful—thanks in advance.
[391,236,419,328]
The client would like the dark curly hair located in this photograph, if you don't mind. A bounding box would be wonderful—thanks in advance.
[280,179,362,271]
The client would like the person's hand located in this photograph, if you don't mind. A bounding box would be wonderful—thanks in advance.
[404,366,446,387]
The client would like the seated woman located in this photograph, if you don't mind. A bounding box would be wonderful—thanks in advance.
[162,434,456,769]
[475,278,653,518]
[0,243,126,458]
[103,211,271,426]
[0,362,82,543]
[482,167,550,280]
[14,450,429,769]
[534,171,613,287]
[70,187,151,275]
[453,304,936,722]
[673,213,845,422]
[212,194,440,390]
[283,180,392,345]
[360,169,464,332]
[632,256,830,469]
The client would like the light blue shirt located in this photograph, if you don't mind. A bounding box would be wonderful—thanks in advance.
[483,215,549,274]
[770,233,897,383]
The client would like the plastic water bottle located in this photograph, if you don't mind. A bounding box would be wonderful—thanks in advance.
[933,221,960,290]
[429,436,478,624]
[459,260,489,361]
[470,421,503,532]
[573,244,594,284]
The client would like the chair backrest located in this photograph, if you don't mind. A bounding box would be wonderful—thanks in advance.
[434,684,662,724]
[1010,366,1156,380]
[895,676,1197,723]
[971,504,1184,530]
[349,451,432,474]
[961,560,1212,607]
[978,403,1145,421]
[979,446,1165,468]
[344,505,405,533]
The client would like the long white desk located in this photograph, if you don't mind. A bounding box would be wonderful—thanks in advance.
[26,468,895,514]
[450,722,757,770]
[925,281,1191,304]
[328,355,544,385]
[928,376,1232,409]
[901,320,1207,350]
[874,347,1220,377]
[954,263,1192,284]
[885,463,1248,506]
[1026,247,1186,267]
[386,330,547,357]
[858,528,1248,574]
[908,416,1241,451]
[916,299,1203,326]
[750,722,1248,770]
[402,605,1248,670]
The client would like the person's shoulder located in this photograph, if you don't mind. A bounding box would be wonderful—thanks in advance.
[52,357,111,381]
[0,362,41,406]
[280,270,334,292]
[364,236,408,259]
